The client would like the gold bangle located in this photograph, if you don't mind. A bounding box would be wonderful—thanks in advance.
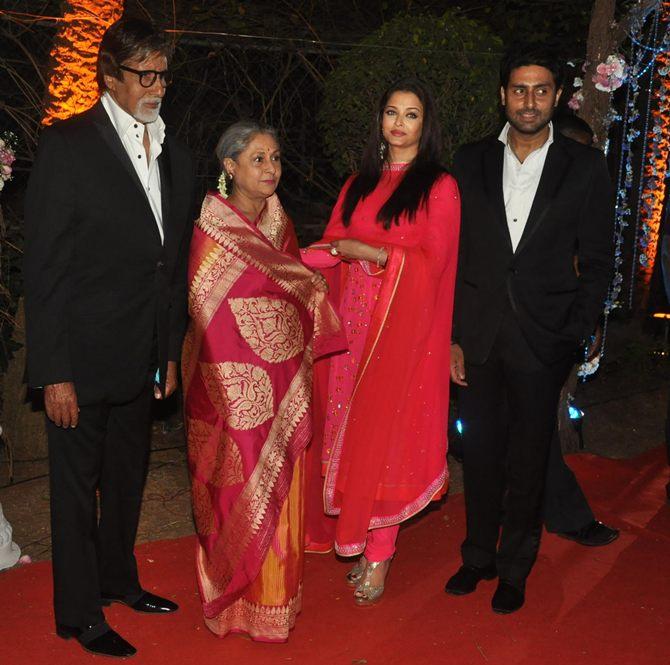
[376,246,387,268]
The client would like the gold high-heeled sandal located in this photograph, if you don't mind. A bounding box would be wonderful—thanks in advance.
[353,557,392,606]
[345,555,368,587]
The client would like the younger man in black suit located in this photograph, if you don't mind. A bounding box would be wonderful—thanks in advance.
[24,17,196,657]
[445,44,614,613]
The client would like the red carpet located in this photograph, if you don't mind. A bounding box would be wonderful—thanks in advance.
[1,449,669,665]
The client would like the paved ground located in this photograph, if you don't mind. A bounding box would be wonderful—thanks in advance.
[1,317,668,564]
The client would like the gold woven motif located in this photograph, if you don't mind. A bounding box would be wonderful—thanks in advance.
[213,430,245,487]
[201,362,274,431]
[192,479,216,536]
[189,245,232,319]
[186,418,217,480]
[229,297,304,363]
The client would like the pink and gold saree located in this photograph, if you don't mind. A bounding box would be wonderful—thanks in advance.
[182,193,343,642]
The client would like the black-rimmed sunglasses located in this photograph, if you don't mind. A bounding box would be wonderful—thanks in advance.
[119,65,172,88]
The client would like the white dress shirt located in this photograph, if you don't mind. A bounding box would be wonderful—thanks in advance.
[101,92,166,244]
[498,121,554,252]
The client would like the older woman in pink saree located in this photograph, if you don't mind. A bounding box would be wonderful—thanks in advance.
[182,121,343,642]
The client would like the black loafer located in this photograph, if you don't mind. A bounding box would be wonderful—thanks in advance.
[445,564,497,595]
[101,590,179,614]
[56,621,136,658]
[558,520,620,547]
[491,580,525,614]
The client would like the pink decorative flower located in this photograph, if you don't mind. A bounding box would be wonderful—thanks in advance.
[592,54,627,93]
[568,90,584,111]
[0,131,18,190]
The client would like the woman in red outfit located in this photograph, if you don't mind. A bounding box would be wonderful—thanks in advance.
[302,79,461,604]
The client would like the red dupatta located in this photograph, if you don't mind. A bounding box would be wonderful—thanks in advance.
[304,168,461,555]
[182,193,343,616]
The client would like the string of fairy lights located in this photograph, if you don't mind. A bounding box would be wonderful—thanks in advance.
[604,1,670,320]
[577,1,669,378]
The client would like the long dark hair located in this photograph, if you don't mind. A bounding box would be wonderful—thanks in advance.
[341,78,445,229]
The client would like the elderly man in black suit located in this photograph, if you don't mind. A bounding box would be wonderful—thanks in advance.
[24,17,196,658]
[445,44,614,614]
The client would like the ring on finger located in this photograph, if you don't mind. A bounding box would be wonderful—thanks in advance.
[330,247,338,256]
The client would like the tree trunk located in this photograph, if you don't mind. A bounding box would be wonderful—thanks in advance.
[579,0,616,148]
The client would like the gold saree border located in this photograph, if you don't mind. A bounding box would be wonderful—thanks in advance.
[197,194,316,310]
[182,238,247,397]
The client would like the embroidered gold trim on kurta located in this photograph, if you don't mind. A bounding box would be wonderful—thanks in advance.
[200,362,274,431]
[229,297,305,363]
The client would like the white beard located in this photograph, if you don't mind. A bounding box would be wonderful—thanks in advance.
[134,98,162,124]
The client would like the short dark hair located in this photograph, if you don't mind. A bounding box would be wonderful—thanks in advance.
[555,113,594,143]
[341,77,446,228]
[554,113,593,138]
[499,43,565,90]
[97,17,172,91]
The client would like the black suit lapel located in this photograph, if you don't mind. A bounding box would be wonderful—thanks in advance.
[89,102,163,245]
[514,138,573,256]
[158,139,172,252]
[482,140,514,254]
[90,103,148,199]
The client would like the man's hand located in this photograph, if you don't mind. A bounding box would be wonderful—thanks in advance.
[44,382,79,428]
[154,360,178,400]
[450,343,468,387]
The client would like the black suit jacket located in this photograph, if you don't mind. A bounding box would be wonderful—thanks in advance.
[452,131,614,366]
[24,102,197,405]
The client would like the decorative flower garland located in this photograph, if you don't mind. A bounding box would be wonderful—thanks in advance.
[610,9,662,314]
[568,54,628,112]
[579,3,667,375]
[0,132,17,194]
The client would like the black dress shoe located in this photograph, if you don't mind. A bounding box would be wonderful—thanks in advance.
[56,621,136,658]
[101,590,179,613]
[558,520,620,547]
[445,564,497,595]
[491,580,525,614]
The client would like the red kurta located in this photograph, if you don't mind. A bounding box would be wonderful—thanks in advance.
[304,164,461,555]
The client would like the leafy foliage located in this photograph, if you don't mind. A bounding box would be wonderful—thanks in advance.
[319,10,502,176]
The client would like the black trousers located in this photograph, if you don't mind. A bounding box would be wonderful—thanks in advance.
[543,432,595,533]
[47,382,153,628]
[459,309,572,587]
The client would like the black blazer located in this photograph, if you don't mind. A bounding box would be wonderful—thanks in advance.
[24,102,197,405]
[452,131,614,365]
